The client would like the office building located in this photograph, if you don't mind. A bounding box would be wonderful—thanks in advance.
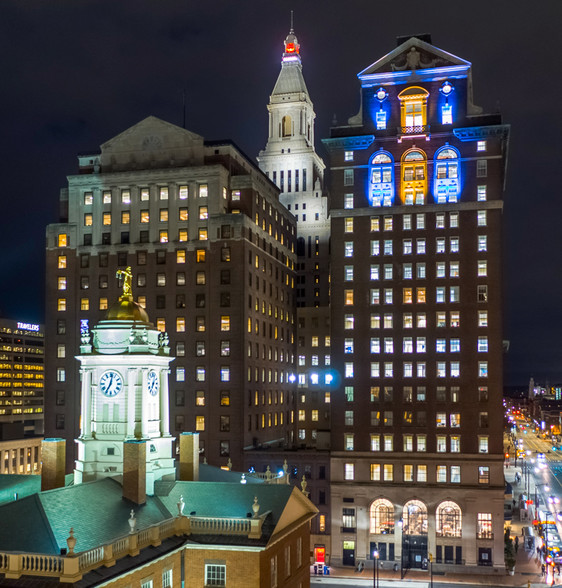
[0,318,44,437]
[323,35,509,572]
[45,117,297,472]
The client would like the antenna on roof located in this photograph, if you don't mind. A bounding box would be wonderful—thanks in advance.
[182,89,187,129]
[290,10,294,32]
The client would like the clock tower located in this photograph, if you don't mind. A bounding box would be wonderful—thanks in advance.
[74,267,175,494]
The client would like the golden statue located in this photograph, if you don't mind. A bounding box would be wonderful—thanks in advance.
[116,266,133,297]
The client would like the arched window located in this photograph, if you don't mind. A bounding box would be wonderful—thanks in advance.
[282,115,292,138]
[369,498,395,534]
[401,150,427,205]
[436,501,462,537]
[434,147,460,203]
[398,86,429,134]
[402,500,427,535]
[369,152,394,207]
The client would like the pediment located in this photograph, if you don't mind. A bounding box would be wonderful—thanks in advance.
[359,37,470,77]
[100,116,204,169]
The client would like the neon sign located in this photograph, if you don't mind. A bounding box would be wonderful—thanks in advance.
[17,322,39,332]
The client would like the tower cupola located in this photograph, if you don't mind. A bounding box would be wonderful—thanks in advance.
[283,29,301,64]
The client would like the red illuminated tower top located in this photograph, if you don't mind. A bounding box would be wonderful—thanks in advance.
[282,28,301,63]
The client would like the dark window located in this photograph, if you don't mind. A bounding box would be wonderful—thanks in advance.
[137,251,147,265]
[118,252,127,266]
[221,225,231,239]
[56,390,65,406]
[195,294,205,308]
[176,294,186,308]
[140,231,149,243]
[156,250,166,264]
[156,295,166,309]
[102,233,110,245]
[220,292,230,307]
[175,390,185,406]
[57,320,66,335]
[175,415,184,432]
[220,270,230,285]
[80,254,89,268]
[56,414,65,429]
[83,234,92,246]
[137,274,146,287]
[221,247,231,262]
[319,490,326,505]
[99,275,108,289]
[220,440,230,456]
[120,232,129,244]
[99,253,108,267]
[220,415,230,432]
[319,465,326,480]
[80,276,89,289]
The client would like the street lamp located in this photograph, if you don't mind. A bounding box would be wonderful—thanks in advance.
[428,552,433,588]
[373,547,379,588]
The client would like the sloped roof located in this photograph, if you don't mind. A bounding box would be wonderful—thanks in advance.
[272,62,309,97]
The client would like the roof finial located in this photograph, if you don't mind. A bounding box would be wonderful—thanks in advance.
[290,10,294,33]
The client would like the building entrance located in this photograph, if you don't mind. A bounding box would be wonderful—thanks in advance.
[342,540,355,566]
[402,535,427,570]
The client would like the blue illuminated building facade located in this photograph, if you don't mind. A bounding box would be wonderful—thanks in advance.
[324,35,509,573]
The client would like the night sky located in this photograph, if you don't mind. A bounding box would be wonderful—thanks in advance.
[1,1,560,386]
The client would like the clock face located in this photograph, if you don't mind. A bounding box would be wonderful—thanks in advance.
[99,370,123,397]
[147,370,159,396]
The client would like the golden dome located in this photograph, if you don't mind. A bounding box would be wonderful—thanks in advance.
[106,295,150,323]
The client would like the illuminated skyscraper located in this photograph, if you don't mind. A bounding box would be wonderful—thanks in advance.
[45,117,297,472]
[324,35,509,572]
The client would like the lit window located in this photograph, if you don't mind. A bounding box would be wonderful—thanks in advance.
[450,287,460,303]
[477,185,487,201]
[176,249,186,264]
[369,152,394,207]
[384,435,393,451]
[403,288,413,304]
[404,362,413,377]
[417,465,427,482]
[384,216,393,231]
[384,289,392,304]
[384,265,393,280]
[220,367,230,382]
[403,239,413,255]
[221,316,230,331]
[159,230,168,243]
[384,362,393,377]
[84,192,93,205]
[450,262,460,278]
[451,436,460,453]
[437,363,446,378]
[139,188,149,201]
[436,238,445,253]
[477,140,487,152]
[477,211,487,226]
[417,288,426,303]
[102,191,111,204]
[345,434,354,451]
[416,239,426,254]
[198,228,208,240]
[140,210,149,223]
[478,466,490,484]
[441,103,452,124]
[159,186,169,200]
[103,212,111,225]
[58,276,67,290]
[84,213,93,226]
[371,363,380,377]
[417,435,427,452]
[398,86,428,131]
[344,338,354,354]
[195,415,205,431]
[436,465,447,483]
[176,317,185,332]
[384,240,393,255]
[344,217,353,233]
[371,217,380,231]
[436,287,445,303]
[121,211,130,225]
[450,362,460,378]
[344,289,354,305]
[437,435,447,453]
[478,235,487,252]
[436,312,446,328]
[434,147,460,203]
[344,266,354,281]
[344,463,354,480]
[160,209,169,222]
[344,193,354,209]
[478,336,488,352]
[479,436,489,453]
[478,311,488,327]
[478,260,487,277]
[58,234,68,247]
[99,297,108,310]
[383,464,393,481]
[80,297,89,311]
[450,237,459,252]
[478,362,488,377]
[371,314,380,329]
[344,169,354,186]
[402,149,427,205]
[436,262,446,278]
[478,285,488,302]
[403,264,413,279]
[57,298,66,311]
[345,241,354,257]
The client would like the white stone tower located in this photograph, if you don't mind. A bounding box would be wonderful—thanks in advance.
[258,27,329,307]
[74,267,175,493]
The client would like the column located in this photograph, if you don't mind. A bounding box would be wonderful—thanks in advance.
[141,368,149,438]
[80,368,92,438]
[127,368,136,438]
[160,368,170,437]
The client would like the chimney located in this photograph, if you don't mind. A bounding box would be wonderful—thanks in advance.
[179,432,199,481]
[41,438,66,491]
[123,440,146,504]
